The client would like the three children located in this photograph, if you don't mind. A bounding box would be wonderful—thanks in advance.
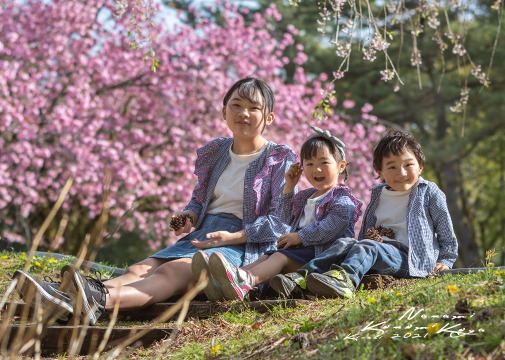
[13,80,459,325]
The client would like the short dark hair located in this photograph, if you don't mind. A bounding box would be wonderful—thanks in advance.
[373,129,426,172]
[223,77,274,120]
[300,137,348,181]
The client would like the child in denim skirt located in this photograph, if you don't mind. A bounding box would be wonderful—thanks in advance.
[270,129,458,299]
[13,77,297,325]
[198,126,363,300]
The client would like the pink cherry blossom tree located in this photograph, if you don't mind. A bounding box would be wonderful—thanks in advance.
[0,0,384,253]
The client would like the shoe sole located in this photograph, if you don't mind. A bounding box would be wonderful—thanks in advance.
[269,275,294,298]
[209,253,244,300]
[192,251,223,301]
[61,266,99,325]
[13,270,73,316]
[306,273,352,299]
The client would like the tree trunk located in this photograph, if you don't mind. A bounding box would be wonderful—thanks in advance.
[439,160,480,267]
[430,83,480,267]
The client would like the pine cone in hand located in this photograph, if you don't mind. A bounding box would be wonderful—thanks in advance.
[376,225,396,240]
[170,214,192,232]
[364,228,383,242]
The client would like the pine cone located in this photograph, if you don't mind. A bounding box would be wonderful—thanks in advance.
[377,225,396,240]
[364,228,383,242]
[170,214,192,232]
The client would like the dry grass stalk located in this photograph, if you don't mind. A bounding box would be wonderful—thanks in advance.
[92,294,121,359]
[106,270,209,359]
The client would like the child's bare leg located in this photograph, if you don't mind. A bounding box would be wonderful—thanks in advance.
[242,254,270,270]
[250,252,302,285]
[105,258,194,310]
[104,257,168,288]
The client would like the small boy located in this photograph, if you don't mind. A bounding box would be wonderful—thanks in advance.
[270,129,458,298]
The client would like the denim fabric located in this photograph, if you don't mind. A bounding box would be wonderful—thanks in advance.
[358,177,458,277]
[340,240,410,286]
[301,237,358,274]
[264,246,316,265]
[150,214,245,267]
[183,138,297,265]
[301,238,409,286]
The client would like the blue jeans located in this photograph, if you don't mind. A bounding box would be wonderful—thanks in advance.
[302,238,410,286]
[302,237,358,274]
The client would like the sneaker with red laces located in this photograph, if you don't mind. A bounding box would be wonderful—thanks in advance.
[209,252,251,300]
[61,265,108,325]
[191,250,224,301]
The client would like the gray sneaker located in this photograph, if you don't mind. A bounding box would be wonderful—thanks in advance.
[13,270,73,322]
[61,265,108,325]
[269,270,308,298]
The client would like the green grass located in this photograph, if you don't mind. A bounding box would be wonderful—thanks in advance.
[167,270,505,359]
[1,250,504,359]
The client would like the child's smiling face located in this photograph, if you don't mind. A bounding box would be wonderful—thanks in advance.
[222,90,273,141]
[302,145,346,196]
[377,148,423,191]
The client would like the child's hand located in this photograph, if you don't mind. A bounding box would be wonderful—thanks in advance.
[283,163,303,194]
[191,229,246,249]
[434,262,449,272]
[170,210,197,236]
[277,232,302,250]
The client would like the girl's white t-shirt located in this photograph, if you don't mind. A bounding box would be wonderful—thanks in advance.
[375,187,412,247]
[206,145,265,220]
[297,189,332,229]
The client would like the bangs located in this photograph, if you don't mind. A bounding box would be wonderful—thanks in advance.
[300,137,340,162]
[235,83,264,107]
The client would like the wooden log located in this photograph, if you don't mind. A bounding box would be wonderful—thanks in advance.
[4,324,172,356]
[4,299,311,323]
[100,299,311,322]
[440,266,505,275]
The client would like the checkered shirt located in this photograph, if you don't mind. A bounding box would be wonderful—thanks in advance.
[185,137,297,265]
[276,187,363,257]
[358,177,458,277]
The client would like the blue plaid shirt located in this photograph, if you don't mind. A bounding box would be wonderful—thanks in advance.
[358,177,458,277]
[277,187,363,257]
[185,137,297,265]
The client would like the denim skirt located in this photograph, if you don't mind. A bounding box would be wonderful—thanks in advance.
[264,245,316,265]
[150,213,246,267]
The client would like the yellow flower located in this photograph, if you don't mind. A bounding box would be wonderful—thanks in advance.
[211,345,222,356]
[446,285,459,295]
[427,323,440,334]
[396,292,402,296]
[35,261,41,267]
[49,258,57,263]
[21,252,26,256]
[1,255,8,259]
[367,296,377,304]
